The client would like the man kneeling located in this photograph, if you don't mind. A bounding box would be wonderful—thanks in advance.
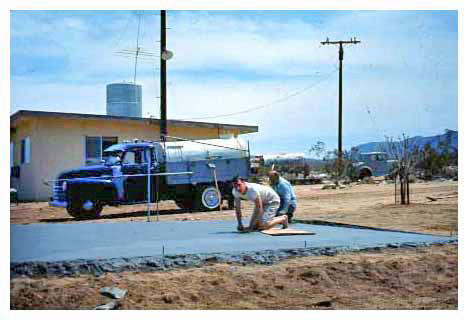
[232,177,288,232]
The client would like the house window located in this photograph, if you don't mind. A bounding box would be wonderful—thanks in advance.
[85,136,118,165]
[21,137,30,164]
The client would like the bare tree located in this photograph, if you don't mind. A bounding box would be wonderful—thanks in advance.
[309,141,326,159]
[384,134,417,205]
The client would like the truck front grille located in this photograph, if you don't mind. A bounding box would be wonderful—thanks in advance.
[52,183,66,201]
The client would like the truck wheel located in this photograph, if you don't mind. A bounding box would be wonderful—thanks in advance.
[196,186,221,211]
[359,168,372,180]
[67,200,103,219]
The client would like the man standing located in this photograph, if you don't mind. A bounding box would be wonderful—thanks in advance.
[232,177,288,232]
[268,170,297,223]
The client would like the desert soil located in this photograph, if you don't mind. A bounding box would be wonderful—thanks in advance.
[10,180,458,310]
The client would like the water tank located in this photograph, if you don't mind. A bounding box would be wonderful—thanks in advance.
[165,137,248,162]
[106,83,142,117]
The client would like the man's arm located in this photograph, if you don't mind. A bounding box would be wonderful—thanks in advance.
[235,198,244,231]
[249,197,263,229]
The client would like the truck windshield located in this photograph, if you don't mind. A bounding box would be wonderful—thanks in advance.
[102,151,124,165]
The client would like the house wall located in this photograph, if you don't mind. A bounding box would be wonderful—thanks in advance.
[10,118,39,201]
[11,116,242,201]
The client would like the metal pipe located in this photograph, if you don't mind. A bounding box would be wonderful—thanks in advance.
[147,152,151,222]
[165,135,248,152]
[47,171,193,183]
[156,175,160,222]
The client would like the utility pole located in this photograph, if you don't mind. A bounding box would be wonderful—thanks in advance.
[160,10,167,142]
[321,37,360,176]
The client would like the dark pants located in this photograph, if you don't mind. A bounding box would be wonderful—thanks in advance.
[277,200,296,221]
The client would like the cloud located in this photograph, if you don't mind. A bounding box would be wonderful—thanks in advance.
[10,10,458,154]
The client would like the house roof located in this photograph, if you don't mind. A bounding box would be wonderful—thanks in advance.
[10,110,258,134]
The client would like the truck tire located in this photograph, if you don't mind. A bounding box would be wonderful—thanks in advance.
[195,185,221,211]
[67,200,103,219]
[359,168,372,180]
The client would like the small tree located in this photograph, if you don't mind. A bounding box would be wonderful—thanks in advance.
[309,141,326,159]
[385,134,417,205]
[323,149,338,178]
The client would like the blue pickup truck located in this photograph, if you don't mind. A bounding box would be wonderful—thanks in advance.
[49,138,250,218]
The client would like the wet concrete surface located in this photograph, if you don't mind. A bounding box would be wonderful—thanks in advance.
[11,220,456,277]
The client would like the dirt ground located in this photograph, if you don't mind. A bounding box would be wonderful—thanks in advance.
[10,180,458,310]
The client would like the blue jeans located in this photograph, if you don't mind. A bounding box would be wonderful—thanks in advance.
[277,200,296,219]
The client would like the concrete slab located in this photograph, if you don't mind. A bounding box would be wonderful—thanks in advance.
[11,220,455,263]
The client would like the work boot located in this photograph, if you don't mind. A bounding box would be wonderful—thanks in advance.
[282,215,289,229]
[288,215,293,223]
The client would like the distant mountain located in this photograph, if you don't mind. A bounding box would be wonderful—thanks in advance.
[353,130,458,154]
[263,153,326,166]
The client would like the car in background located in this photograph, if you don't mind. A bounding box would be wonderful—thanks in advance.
[352,152,398,179]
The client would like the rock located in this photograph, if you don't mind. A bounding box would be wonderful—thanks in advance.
[314,300,334,308]
[95,300,120,310]
[99,286,128,299]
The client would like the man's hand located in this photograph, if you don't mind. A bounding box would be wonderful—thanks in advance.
[238,225,253,233]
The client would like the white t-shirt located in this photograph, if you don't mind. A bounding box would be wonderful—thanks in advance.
[232,182,280,205]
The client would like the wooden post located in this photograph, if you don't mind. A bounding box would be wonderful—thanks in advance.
[400,172,406,205]
[406,175,410,204]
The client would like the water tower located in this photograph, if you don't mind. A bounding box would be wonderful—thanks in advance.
[106,83,142,117]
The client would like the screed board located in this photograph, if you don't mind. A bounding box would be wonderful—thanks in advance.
[261,228,316,236]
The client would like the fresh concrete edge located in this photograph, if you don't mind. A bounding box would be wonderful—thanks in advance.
[10,239,457,278]
[294,219,454,236]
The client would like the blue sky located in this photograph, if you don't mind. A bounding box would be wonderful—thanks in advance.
[10,10,458,155]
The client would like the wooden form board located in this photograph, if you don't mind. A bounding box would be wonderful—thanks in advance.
[261,228,315,236]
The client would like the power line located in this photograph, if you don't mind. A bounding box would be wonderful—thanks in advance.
[109,13,133,53]
[181,67,338,121]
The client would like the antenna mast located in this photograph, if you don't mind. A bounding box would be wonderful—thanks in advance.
[133,12,142,84]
